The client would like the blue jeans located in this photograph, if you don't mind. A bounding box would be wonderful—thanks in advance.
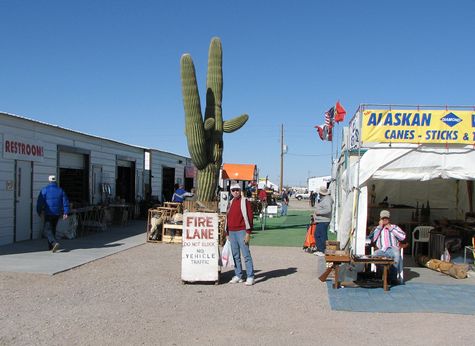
[315,222,329,252]
[43,215,60,247]
[280,203,288,216]
[373,247,402,282]
[229,230,254,279]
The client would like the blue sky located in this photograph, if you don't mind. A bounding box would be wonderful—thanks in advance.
[1,0,474,186]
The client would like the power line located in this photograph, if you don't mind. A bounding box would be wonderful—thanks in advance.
[286,152,331,157]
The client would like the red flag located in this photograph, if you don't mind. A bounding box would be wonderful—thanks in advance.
[334,101,346,123]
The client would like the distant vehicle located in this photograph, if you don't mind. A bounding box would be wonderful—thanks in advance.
[295,192,310,200]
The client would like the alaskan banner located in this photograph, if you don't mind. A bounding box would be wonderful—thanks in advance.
[361,109,475,145]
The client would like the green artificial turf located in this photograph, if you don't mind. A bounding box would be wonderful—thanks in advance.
[250,209,336,247]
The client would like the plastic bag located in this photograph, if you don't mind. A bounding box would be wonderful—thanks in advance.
[55,214,78,240]
[441,247,451,262]
[221,239,234,268]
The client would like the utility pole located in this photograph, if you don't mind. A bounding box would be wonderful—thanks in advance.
[280,124,284,191]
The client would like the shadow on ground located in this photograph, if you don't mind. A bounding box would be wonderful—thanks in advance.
[0,220,146,256]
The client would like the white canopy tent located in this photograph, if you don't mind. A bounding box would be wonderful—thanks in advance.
[337,144,475,254]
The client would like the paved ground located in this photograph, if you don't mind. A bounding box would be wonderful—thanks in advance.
[1,206,475,345]
[0,220,146,275]
[2,239,475,345]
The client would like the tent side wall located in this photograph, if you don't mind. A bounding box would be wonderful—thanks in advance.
[336,146,475,255]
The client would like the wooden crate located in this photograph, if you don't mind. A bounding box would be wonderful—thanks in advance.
[162,223,183,245]
[146,208,165,242]
[162,234,182,244]
[326,240,340,251]
[183,201,218,212]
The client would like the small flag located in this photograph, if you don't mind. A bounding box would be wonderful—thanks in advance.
[325,107,335,127]
[315,124,332,141]
[335,101,346,123]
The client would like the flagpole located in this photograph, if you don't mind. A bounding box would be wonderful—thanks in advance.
[330,128,334,167]
[280,123,284,192]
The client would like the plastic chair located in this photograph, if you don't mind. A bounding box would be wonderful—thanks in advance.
[412,226,434,257]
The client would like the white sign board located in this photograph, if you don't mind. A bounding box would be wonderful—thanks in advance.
[348,111,360,150]
[181,212,219,282]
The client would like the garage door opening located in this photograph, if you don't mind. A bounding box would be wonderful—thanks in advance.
[162,167,175,202]
[58,150,89,207]
[116,159,136,203]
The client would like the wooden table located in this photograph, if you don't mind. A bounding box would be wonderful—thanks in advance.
[352,256,395,291]
[70,206,107,236]
[322,255,395,291]
[108,204,130,226]
[321,255,351,289]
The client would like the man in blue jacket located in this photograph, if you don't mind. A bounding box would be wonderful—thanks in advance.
[37,175,70,252]
[172,184,187,202]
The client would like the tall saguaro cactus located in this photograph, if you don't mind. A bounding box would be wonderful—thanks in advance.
[180,37,249,201]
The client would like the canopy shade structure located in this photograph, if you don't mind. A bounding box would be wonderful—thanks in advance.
[221,163,257,181]
[336,105,475,255]
[336,145,475,255]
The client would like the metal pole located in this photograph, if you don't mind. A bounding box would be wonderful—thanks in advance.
[280,123,284,191]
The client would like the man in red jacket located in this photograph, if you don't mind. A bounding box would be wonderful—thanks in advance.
[226,183,255,286]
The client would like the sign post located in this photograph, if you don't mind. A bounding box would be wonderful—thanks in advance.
[181,212,219,283]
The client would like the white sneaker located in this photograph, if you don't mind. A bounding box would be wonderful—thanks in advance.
[52,243,60,253]
[229,276,244,284]
[314,251,325,257]
[245,277,255,286]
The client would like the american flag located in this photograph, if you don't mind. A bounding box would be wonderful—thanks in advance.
[325,107,335,128]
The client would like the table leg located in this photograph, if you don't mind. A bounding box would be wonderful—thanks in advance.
[382,265,389,291]
[334,264,339,289]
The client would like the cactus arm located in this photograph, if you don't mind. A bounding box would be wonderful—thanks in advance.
[180,54,208,170]
[205,38,224,164]
[204,118,215,131]
[205,37,223,124]
[223,114,249,133]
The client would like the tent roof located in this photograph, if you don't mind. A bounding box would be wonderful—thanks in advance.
[222,163,257,181]
[354,145,475,186]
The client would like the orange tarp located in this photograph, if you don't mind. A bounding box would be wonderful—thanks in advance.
[222,163,256,181]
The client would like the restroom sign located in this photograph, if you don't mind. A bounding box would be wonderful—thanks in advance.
[3,135,45,161]
[181,212,219,283]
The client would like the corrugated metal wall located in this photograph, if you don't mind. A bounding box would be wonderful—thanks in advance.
[150,149,188,201]
[0,112,194,245]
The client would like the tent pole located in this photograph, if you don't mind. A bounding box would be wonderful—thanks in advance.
[353,104,364,255]
[468,181,473,213]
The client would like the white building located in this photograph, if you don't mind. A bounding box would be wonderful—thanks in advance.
[0,112,193,246]
[308,175,332,193]
[258,178,278,191]
[149,149,195,202]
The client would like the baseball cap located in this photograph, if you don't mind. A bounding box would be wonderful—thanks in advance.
[380,210,390,219]
[230,183,241,190]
